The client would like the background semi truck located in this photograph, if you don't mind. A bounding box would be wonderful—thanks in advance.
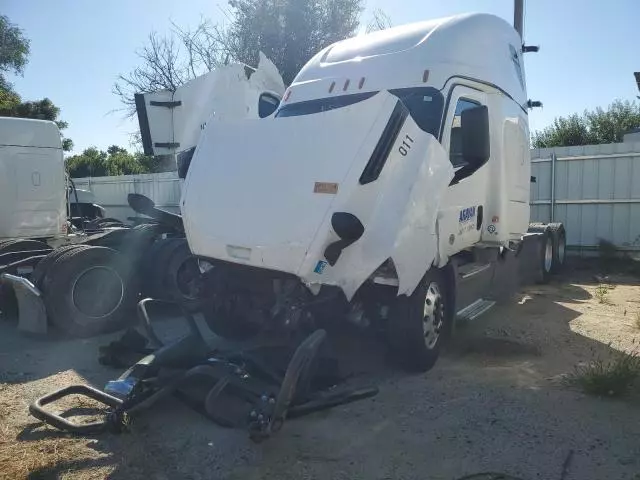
[0,57,285,337]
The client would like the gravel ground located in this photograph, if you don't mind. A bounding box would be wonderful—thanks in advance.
[1,261,640,480]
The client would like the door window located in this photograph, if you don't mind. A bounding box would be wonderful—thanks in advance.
[449,98,481,167]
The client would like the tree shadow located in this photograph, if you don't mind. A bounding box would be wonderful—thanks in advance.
[26,455,115,480]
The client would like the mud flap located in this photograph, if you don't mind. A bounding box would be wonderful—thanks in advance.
[0,273,47,334]
[516,233,544,285]
[489,248,519,302]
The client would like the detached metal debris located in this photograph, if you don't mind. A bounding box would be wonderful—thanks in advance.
[29,298,378,442]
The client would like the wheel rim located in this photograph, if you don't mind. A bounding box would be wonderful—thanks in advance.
[544,237,553,272]
[71,266,124,320]
[423,282,444,349]
[558,234,566,264]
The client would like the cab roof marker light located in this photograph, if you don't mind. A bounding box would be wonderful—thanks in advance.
[343,79,350,91]
[358,77,366,89]
[329,81,336,93]
[422,70,430,83]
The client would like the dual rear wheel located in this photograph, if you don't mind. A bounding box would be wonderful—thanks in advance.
[530,222,566,282]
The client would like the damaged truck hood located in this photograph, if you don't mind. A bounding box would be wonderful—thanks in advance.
[182,91,453,299]
[135,53,285,157]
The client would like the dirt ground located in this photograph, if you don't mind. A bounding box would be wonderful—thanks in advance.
[1,259,640,480]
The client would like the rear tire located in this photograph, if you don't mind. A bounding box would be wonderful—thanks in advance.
[43,246,138,337]
[0,239,51,255]
[388,267,453,373]
[548,223,566,273]
[163,240,201,308]
[538,229,553,284]
[31,244,88,289]
[140,237,185,299]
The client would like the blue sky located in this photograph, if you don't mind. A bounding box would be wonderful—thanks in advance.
[4,0,639,154]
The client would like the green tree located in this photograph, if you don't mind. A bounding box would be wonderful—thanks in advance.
[226,0,363,85]
[533,100,640,148]
[0,16,73,151]
[0,96,74,151]
[66,145,160,178]
[66,147,108,177]
[0,15,30,92]
[115,0,364,113]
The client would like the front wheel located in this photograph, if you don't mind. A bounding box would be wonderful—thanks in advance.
[387,267,453,372]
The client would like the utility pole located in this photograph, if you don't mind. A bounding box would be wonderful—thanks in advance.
[514,0,524,39]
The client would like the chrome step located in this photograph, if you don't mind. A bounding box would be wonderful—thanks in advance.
[459,263,492,280]
[456,298,496,322]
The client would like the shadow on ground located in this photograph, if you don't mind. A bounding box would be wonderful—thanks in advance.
[4,259,640,480]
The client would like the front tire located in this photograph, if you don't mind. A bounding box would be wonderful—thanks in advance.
[388,267,452,373]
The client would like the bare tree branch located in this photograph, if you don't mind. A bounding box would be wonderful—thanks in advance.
[366,9,392,33]
[113,31,191,117]
[114,0,366,116]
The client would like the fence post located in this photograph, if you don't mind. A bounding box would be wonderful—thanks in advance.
[550,152,557,223]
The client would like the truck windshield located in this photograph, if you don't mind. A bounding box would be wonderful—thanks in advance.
[276,86,444,136]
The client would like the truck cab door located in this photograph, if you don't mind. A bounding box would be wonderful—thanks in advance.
[436,85,495,312]
[437,85,491,259]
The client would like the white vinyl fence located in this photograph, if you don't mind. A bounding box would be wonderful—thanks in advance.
[73,172,181,222]
[74,140,640,252]
[531,141,640,253]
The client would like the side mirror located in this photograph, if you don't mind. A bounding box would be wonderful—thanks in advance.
[332,212,364,242]
[258,93,280,118]
[461,105,490,167]
[324,212,365,266]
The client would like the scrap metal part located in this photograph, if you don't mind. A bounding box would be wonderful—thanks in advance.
[0,273,47,334]
[28,298,379,441]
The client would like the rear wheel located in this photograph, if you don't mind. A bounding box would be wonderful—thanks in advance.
[140,237,185,299]
[388,267,452,372]
[539,229,553,283]
[548,223,566,273]
[31,244,88,289]
[43,246,138,337]
[164,240,201,308]
[0,239,51,255]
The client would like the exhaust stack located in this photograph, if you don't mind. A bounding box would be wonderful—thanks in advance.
[514,0,524,39]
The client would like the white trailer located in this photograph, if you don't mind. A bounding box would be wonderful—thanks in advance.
[0,118,69,240]
[174,13,566,372]
[0,117,108,240]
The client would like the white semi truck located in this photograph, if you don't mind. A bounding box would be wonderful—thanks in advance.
[166,12,567,372]
[0,117,109,241]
